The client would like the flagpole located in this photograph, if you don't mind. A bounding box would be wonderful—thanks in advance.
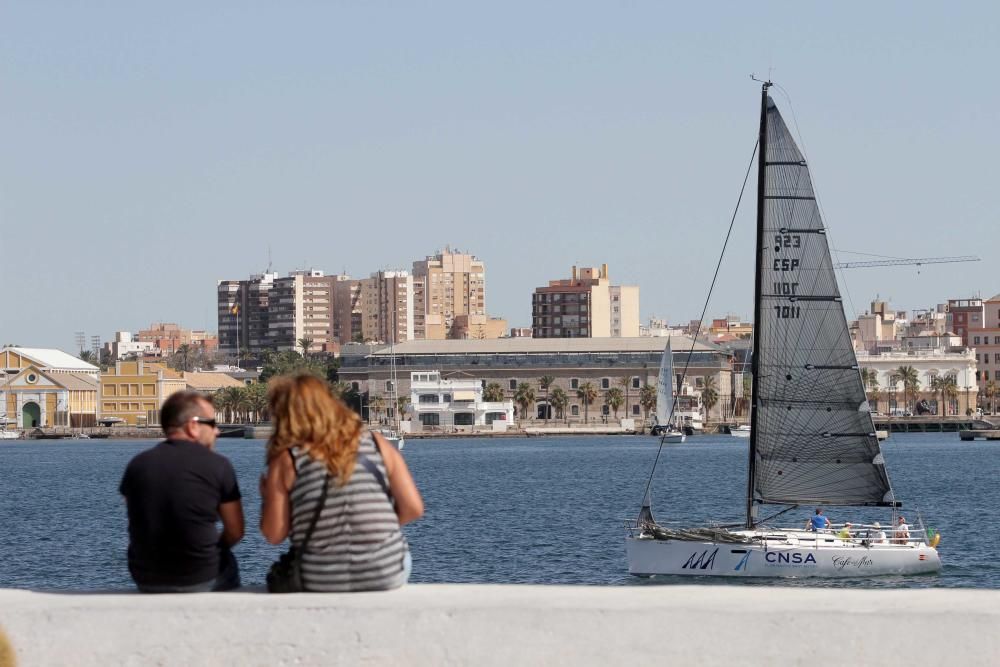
[235,303,241,370]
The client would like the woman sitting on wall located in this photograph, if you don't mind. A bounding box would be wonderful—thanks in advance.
[260,374,424,591]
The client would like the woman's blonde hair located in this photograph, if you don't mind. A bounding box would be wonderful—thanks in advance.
[266,373,363,484]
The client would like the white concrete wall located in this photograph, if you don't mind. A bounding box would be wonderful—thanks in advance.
[2,585,999,666]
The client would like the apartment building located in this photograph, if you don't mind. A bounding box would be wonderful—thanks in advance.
[411,247,486,340]
[268,270,337,352]
[332,274,363,344]
[531,265,639,338]
[970,293,1000,387]
[948,298,985,347]
[136,322,218,356]
[359,270,414,345]
[217,272,278,356]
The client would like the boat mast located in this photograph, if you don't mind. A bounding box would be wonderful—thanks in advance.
[745,80,771,530]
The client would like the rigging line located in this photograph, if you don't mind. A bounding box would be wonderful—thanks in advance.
[830,248,909,260]
[637,137,759,514]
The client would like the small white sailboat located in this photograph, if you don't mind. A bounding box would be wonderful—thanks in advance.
[625,82,941,578]
[730,424,751,438]
[377,340,405,451]
[649,339,685,443]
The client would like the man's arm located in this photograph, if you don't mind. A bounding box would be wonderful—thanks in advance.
[218,500,245,547]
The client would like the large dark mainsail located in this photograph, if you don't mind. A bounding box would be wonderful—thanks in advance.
[746,86,894,527]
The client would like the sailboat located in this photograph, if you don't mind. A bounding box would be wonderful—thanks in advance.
[649,339,685,443]
[378,340,405,451]
[625,83,941,577]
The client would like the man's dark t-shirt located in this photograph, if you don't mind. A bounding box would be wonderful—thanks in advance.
[120,439,241,586]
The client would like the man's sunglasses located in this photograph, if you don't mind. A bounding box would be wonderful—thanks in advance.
[192,417,218,428]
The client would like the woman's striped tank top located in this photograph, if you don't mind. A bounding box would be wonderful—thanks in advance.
[289,431,408,592]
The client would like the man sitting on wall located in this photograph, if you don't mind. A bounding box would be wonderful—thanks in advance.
[120,391,244,592]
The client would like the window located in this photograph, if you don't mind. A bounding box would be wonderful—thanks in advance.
[454,413,474,426]
[419,414,440,426]
[571,378,579,389]
[995,354,1000,364]
[385,380,394,392]
[571,405,580,416]
[995,336,1000,345]
[632,404,640,416]
[985,355,990,365]
[442,394,452,403]
[601,378,610,389]
[509,379,517,390]
[975,336,981,345]
[601,405,610,416]
[632,377,640,389]
[419,394,439,404]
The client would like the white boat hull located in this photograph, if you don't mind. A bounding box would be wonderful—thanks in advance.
[662,434,685,444]
[626,530,941,578]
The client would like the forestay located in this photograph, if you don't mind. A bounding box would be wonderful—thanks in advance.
[752,96,893,508]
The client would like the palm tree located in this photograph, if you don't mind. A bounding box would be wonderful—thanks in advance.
[639,384,657,426]
[576,382,598,423]
[701,376,719,421]
[246,383,268,423]
[618,376,633,420]
[222,386,244,423]
[370,395,386,424]
[396,395,411,423]
[986,380,999,414]
[938,375,958,415]
[549,387,569,425]
[483,382,506,403]
[514,382,536,423]
[79,349,97,364]
[539,375,555,422]
[176,344,193,372]
[235,389,253,425]
[861,367,880,412]
[869,387,882,414]
[606,386,624,419]
[213,388,234,423]
[895,365,919,412]
[297,337,314,359]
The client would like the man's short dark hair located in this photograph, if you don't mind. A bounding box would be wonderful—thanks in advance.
[161,391,212,434]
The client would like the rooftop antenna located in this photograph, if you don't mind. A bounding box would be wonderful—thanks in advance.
[266,245,273,274]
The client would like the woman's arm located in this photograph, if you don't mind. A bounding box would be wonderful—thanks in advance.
[373,433,425,526]
[259,451,296,545]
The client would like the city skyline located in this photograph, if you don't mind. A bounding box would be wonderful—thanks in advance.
[2,3,998,349]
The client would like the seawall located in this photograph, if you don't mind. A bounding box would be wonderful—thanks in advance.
[1,585,998,666]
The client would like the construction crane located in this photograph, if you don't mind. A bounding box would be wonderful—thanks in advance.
[833,255,980,269]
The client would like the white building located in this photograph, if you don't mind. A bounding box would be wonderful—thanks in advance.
[855,349,978,416]
[408,371,514,432]
[105,332,157,360]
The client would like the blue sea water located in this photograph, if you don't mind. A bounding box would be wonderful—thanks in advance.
[0,433,996,590]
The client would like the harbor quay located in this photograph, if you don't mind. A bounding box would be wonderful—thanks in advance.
[1,585,998,666]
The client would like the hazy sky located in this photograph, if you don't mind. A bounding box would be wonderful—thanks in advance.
[2,2,997,351]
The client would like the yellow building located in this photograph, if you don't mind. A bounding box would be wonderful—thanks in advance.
[0,347,100,428]
[99,360,186,426]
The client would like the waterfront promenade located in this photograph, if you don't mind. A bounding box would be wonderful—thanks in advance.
[1,585,998,665]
